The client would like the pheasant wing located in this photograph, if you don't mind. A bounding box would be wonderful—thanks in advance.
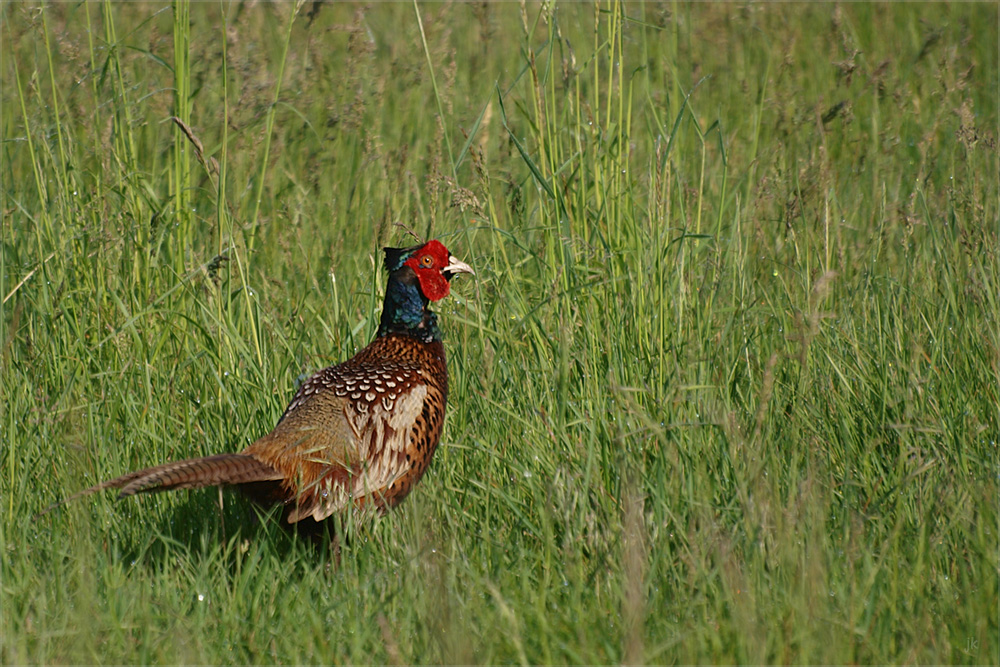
[244,359,431,523]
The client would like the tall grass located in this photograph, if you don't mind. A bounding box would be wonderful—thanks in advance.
[2,2,997,663]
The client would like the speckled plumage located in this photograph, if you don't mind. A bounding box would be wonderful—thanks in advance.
[243,333,449,522]
[41,240,473,527]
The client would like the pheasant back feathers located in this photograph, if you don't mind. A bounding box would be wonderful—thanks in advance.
[244,334,449,522]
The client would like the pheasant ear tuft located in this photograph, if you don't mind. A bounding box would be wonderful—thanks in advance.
[383,245,418,273]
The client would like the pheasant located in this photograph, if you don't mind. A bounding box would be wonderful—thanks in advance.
[42,240,473,527]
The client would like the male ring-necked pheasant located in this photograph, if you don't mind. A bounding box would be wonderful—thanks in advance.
[42,240,473,526]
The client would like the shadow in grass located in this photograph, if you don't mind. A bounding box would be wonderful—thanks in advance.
[103,490,342,574]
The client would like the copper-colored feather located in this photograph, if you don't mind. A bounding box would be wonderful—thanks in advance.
[115,454,284,496]
[39,454,282,514]
[38,241,473,527]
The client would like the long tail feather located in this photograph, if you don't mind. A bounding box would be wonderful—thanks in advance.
[36,454,283,518]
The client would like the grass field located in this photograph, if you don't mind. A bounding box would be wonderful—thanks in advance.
[2,1,998,663]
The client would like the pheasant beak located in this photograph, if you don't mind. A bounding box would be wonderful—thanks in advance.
[443,256,475,279]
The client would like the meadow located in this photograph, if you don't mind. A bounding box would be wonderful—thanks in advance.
[2,1,997,663]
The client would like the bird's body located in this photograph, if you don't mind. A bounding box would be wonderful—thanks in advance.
[43,240,473,527]
[240,332,450,523]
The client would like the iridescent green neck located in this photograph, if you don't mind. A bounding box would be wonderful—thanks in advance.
[377,275,441,343]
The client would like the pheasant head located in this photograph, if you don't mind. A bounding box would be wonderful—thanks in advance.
[378,240,473,342]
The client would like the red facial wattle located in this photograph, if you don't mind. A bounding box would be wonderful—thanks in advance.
[404,241,452,301]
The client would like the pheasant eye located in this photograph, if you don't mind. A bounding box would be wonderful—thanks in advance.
[420,255,434,268]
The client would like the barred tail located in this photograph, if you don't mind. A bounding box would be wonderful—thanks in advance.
[36,453,283,518]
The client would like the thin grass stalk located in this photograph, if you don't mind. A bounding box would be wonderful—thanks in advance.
[571,51,588,248]
[713,124,728,248]
[242,0,303,367]
[613,0,625,247]
[41,7,72,225]
[602,0,618,248]
[591,1,604,235]
[217,0,233,437]
[695,139,706,237]
[11,51,55,324]
[538,23,565,292]
[674,166,687,341]
[84,3,108,304]
[542,10,572,294]
[103,0,146,292]
[248,0,302,255]
[413,0,456,182]
[745,53,769,209]
[172,0,192,272]
[653,149,667,390]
